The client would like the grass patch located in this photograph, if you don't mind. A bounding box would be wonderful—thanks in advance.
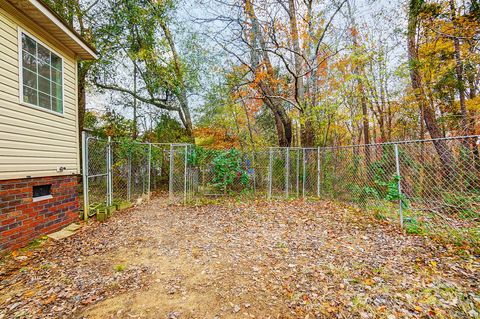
[404,218,425,235]
[113,264,126,272]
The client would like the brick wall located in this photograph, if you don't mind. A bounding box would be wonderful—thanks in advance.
[0,175,79,251]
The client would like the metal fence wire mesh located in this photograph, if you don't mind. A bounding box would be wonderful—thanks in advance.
[83,137,108,217]
[150,145,170,193]
[82,135,151,217]
[82,134,479,247]
[318,137,480,246]
[267,148,321,199]
[111,142,150,204]
[168,144,196,203]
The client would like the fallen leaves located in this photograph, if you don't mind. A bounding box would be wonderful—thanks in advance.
[0,198,479,318]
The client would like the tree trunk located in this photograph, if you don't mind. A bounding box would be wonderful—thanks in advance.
[449,0,470,136]
[132,63,138,139]
[177,90,194,139]
[159,19,194,140]
[287,0,304,105]
[239,98,256,149]
[408,0,454,171]
[245,0,292,146]
[348,1,370,164]
[301,111,315,147]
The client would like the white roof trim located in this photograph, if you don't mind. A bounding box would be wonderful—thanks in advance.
[29,0,98,59]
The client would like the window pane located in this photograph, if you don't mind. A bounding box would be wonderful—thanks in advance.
[22,68,37,89]
[37,44,50,64]
[51,81,62,100]
[51,69,62,85]
[22,51,37,72]
[51,53,61,70]
[37,43,51,79]
[21,34,36,55]
[38,60,50,79]
[52,97,63,113]
[20,33,63,114]
[38,76,51,95]
[38,92,51,109]
[23,86,38,105]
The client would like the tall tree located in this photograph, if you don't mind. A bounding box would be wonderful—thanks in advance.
[93,0,195,138]
[407,0,453,169]
[244,0,293,146]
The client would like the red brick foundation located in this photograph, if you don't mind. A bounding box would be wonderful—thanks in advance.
[0,175,79,252]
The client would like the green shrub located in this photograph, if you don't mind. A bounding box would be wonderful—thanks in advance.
[211,149,249,192]
[404,218,424,235]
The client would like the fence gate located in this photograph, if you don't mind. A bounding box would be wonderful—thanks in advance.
[267,147,321,199]
[168,144,197,203]
[82,133,111,220]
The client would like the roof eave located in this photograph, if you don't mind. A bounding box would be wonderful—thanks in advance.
[31,0,98,60]
[7,0,98,60]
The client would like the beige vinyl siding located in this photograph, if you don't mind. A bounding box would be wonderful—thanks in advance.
[0,6,79,180]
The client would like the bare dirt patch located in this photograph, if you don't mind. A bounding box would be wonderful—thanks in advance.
[1,199,479,318]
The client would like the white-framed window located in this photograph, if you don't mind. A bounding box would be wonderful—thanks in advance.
[19,30,64,114]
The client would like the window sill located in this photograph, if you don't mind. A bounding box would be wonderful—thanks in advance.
[33,195,53,202]
[20,101,65,118]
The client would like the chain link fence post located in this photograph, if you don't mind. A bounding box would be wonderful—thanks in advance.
[268,148,273,200]
[184,145,188,204]
[107,136,112,207]
[302,148,306,198]
[148,143,152,200]
[394,143,404,228]
[285,148,290,199]
[295,149,300,197]
[127,151,131,202]
[169,144,174,201]
[317,147,321,197]
[82,131,89,221]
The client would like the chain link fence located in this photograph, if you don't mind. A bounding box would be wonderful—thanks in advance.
[266,148,320,199]
[168,144,197,203]
[81,133,479,248]
[81,134,192,219]
[82,135,109,219]
[319,136,480,247]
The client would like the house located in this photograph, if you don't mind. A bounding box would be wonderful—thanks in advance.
[0,0,97,251]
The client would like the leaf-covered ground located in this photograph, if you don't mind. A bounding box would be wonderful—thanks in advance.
[0,199,479,318]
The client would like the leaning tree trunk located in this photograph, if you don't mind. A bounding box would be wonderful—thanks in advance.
[408,0,454,173]
[177,90,194,141]
[246,0,292,146]
[159,20,194,140]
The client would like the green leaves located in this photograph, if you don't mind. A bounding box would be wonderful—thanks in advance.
[116,136,147,159]
[211,149,249,192]
[189,147,250,193]
[384,175,409,209]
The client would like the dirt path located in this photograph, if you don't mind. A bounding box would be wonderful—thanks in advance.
[0,198,479,318]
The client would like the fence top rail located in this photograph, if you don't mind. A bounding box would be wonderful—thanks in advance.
[82,133,193,147]
[150,143,190,146]
[268,147,319,150]
[319,135,480,150]
[83,131,480,151]
[85,136,107,142]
